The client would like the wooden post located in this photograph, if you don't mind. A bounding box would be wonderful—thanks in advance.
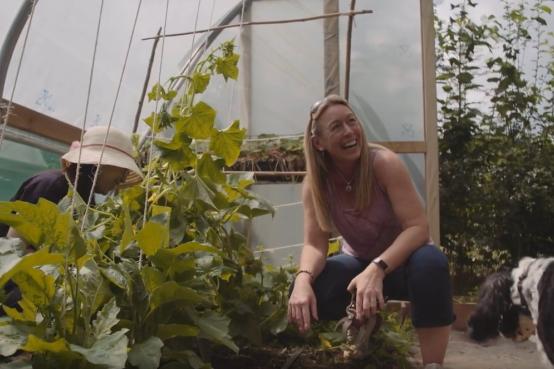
[323,0,340,96]
[134,27,162,133]
[420,0,441,245]
[344,0,356,100]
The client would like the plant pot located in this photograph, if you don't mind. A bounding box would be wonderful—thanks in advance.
[452,302,476,331]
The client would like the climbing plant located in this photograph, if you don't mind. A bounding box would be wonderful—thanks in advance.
[0,40,294,369]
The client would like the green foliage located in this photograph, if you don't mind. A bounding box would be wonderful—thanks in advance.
[0,40,293,369]
[229,135,305,184]
[436,0,554,293]
[269,310,414,369]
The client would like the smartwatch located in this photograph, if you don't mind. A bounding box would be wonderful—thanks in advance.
[372,257,388,272]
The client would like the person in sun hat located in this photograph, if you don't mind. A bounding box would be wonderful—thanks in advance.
[287,95,454,369]
[0,125,142,312]
[59,125,143,192]
[0,125,142,237]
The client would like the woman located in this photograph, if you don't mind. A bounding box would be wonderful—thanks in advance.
[2,125,142,234]
[287,95,453,369]
[1,125,143,309]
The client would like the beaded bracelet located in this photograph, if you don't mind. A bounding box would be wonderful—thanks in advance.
[295,270,313,282]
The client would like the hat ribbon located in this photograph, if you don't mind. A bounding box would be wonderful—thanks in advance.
[79,143,136,161]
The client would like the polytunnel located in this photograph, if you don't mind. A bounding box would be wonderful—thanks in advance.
[0,0,439,265]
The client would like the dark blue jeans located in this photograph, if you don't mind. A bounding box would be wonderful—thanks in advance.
[311,244,454,328]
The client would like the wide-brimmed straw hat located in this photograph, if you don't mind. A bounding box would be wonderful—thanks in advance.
[61,126,143,188]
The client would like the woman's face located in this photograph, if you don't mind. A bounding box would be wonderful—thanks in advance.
[312,104,363,164]
[95,165,128,194]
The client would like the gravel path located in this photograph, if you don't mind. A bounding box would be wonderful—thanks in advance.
[412,330,544,369]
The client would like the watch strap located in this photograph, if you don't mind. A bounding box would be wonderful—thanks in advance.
[372,257,388,271]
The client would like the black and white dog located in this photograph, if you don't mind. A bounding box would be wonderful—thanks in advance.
[467,257,554,367]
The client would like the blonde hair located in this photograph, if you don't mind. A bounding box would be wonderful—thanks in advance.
[304,95,375,232]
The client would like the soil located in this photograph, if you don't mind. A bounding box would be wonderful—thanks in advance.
[211,344,409,369]
[211,330,543,369]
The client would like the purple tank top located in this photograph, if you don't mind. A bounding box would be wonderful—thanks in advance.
[327,159,402,261]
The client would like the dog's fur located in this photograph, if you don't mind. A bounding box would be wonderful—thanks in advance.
[467,257,554,367]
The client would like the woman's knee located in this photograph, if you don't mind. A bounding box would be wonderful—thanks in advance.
[407,244,449,272]
[312,254,366,297]
[311,254,366,320]
[407,245,451,294]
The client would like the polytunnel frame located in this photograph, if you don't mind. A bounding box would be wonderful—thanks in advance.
[0,0,441,245]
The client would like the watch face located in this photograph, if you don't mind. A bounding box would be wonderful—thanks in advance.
[373,258,388,270]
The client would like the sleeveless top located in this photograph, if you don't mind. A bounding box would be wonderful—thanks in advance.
[327,152,403,261]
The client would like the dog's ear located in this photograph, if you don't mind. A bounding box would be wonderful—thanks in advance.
[468,271,513,342]
[537,262,554,365]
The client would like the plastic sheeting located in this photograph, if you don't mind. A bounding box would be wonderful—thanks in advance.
[2,0,426,140]
[1,0,434,257]
[1,0,240,134]
[0,139,59,200]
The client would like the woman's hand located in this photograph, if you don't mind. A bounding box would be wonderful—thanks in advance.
[287,273,319,333]
[347,263,385,320]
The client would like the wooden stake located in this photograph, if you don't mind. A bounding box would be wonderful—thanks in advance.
[134,27,162,133]
[344,0,356,100]
[142,10,373,41]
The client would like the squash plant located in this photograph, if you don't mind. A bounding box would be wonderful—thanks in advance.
[0,40,292,369]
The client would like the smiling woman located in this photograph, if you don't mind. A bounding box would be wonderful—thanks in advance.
[288,95,454,369]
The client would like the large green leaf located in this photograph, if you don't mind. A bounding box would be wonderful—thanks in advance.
[0,200,84,254]
[190,72,210,94]
[120,186,144,213]
[210,120,245,166]
[235,198,275,219]
[0,201,42,245]
[188,309,238,353]
[140,266,165,294]
[149,281,203,312]
[197,153,226,184]
[167,241,221,256]
[78,260,112,321]
[69,329,128,369]
[0,238,25,281]
[147,83,165,102]
[181,176,217,210]
[22,335,69,353]
[164,350,210,369]
[2,297,37,322]
[176,101,216,139]
[154,135,196,171]
[264,307,288,335]
[151,206,171,246]
[149,249,196,277]
[0,247,64,288]
[92,298,120,340]
[12,268,55,307]
[0,320,27,356]
[215,53,239,81]
[156,324,199,340]
[120,204,134,252]
[128,336,164,369]
[0,360,32,369]
[136,221,169,256]
[100,265,127,289]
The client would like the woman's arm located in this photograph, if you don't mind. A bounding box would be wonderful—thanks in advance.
[348,149,429,319]
[288,181,331,333]
[297,181,331,278]
[372,149,429,270]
